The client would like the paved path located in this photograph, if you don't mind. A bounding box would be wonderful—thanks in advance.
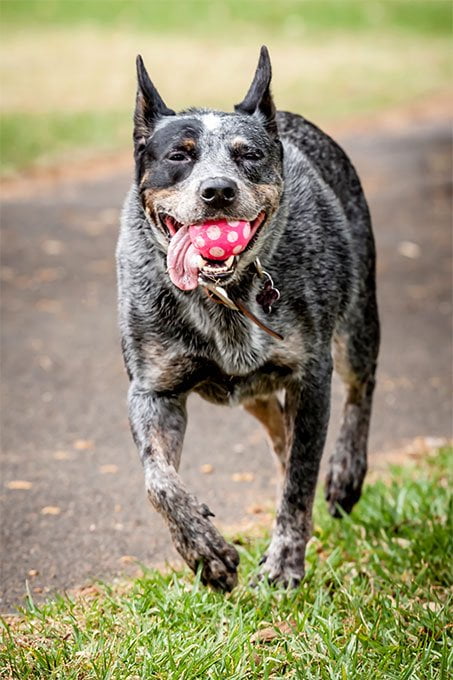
[1,122,451,611]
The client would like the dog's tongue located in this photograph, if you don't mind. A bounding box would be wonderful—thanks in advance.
[166,225,200,291]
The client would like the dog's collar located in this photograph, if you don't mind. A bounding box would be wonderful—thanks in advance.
[199,259,284,341]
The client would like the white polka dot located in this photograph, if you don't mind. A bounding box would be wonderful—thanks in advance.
[227,220,240,228]
[232,245,243,255]
[242,223,251,239]
[206,226,221,240]
[227,231,239,243]
[209,246,225,258]
[195,236,205,247]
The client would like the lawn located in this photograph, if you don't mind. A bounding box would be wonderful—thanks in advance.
[0,1,451,175]
[1,446,451,679]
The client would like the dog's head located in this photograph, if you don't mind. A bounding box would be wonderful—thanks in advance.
[133,47,284,291]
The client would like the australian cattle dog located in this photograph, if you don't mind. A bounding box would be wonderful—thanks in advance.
[116,47,380,591]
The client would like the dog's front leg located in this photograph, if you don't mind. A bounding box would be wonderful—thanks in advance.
[258,356,333,588]
[128,384,239,591]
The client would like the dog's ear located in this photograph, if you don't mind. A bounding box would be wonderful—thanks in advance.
[134,55,175,152]
[234,46,277,137]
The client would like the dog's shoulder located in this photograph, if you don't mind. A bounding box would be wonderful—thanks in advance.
[277,111,366,220]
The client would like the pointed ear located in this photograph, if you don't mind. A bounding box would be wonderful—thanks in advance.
[234,46,277,137]
[134,55,175,151]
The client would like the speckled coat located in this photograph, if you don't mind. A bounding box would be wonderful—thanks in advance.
[116,47,380,591]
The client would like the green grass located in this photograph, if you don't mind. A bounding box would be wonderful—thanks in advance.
[0,111,131,174]
[1,1,451,176]
[1,447,452,679]
[1,0,451,37]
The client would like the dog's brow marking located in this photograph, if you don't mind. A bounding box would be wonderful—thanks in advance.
[231,136,249,149]
[181,138,196,150]
[202,113,222,131]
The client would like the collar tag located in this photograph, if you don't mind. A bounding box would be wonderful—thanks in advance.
[254,259,281,314]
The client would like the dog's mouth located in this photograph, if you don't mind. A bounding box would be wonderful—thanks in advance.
[160,211,267,291]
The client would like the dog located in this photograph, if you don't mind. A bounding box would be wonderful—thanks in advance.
[116,46,380,591]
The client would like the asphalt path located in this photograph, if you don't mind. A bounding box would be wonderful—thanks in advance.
[1,121,451,611]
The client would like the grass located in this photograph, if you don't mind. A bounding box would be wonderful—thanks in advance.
[0,2,452,176]
[1,447,452,679]
[1,0,451,37]
[0,111,131,175]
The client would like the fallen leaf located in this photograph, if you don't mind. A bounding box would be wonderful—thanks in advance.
[29,338,44,351]
[398,240,421,259]
[119,555,137,565]
[200,464,214,474]
[76,585,102,599]
[53,450,71,460]
[41,506,61,515]
[28,570,39,577]
[73,439,94,451]
[38,355,53,370]
[35,267,61,283]
[35,299,61,314]
[6,480,33,490]
[251,620,296,643]
[41,239,64,255]
[33,587,43,594]
[99,464,118,474]
[246,504,265,514]
[232,472,254,482]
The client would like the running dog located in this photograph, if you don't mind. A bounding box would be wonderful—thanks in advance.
[116,46,380,591]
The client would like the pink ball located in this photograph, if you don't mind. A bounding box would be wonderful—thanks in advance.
[189,219,251,260]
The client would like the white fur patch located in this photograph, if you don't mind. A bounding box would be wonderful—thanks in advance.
[202,113,222,131]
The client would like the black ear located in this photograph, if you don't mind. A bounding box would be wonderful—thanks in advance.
[234,46,277,136]
[134,55,175,151]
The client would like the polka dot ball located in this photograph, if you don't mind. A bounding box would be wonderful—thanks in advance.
[189,219,251,260]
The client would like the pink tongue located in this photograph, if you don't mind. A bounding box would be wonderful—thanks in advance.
[166,225,200,291]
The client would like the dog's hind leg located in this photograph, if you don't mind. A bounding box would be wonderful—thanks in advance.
[243,394,289,477]
[325,284,380,517]
[128,384,239,591]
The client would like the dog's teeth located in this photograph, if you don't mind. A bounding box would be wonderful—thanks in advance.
[225,256,234,268]
[196,255,207,268]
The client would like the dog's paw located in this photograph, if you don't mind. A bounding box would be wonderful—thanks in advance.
[254,538,305,589]
[170,509,240,592]
[325,453,366,517]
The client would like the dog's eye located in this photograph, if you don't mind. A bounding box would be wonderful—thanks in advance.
[167,151,191,162]
[245,151,263,161]
[236,149,264,162]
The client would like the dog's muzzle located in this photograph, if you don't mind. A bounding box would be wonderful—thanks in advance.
[164,212,267,291]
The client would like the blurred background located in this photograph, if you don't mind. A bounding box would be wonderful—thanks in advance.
[0,0,451,176]
[1,1,452,610]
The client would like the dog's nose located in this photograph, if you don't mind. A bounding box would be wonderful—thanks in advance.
[199,177,237,208]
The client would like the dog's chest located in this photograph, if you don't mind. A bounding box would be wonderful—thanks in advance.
[195,355,297,406]
[141,325,303,406]
[215,329,303,404]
